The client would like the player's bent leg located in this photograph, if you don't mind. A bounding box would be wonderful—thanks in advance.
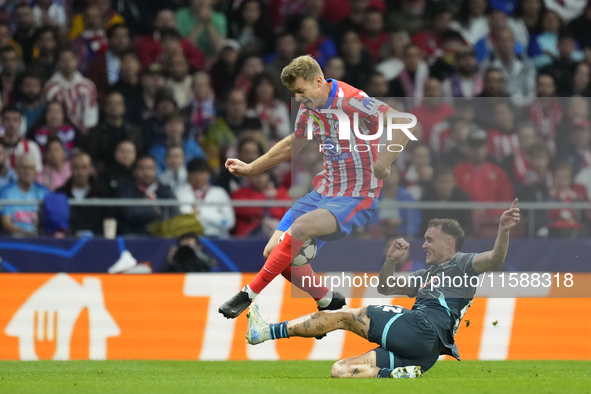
[290,209,339,242]
[246,306,370,344]
[331,350,379,378]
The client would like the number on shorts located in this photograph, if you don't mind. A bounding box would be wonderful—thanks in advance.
[381,305,403,314]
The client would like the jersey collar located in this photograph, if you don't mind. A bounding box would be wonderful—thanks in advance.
[324,78,338,109]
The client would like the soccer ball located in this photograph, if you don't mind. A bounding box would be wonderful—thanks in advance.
[278,233,317,267]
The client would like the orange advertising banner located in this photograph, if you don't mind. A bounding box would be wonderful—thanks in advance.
[0,273,590,361]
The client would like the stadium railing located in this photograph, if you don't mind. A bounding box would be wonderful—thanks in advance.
[1,199,590,239]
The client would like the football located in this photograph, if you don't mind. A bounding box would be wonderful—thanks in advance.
[278,233,317,267]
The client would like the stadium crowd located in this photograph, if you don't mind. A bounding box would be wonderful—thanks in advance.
[0,0,589,239]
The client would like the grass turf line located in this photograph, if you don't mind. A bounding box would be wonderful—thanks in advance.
[0,360,590,394]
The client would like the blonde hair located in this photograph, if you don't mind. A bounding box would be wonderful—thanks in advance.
[280,55,324,88]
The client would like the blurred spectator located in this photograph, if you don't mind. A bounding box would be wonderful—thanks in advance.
[420,166,473,237]
[161,231,217,272]
[474,10,526,63]
[139,63,166,119]
[368,164,421,238]
[574,163,591,200]
[0,23,21,59]
[286,0,333,38]
[323,56,345,80]
[100,139,136,197]
[389,44,428,108]
[229,0,273,54]
[15,72,44,130]
[568,1,591,50]
[111,51,143,126]
[431,100,476,155]
[0,46,20,105]
[85,91,142,169]
[297,17,336,68]
[334,0,372,39]
[547,162,590,238]
[480,27,536,101]
[527,10,569,69]
[513,141,553,198]
[474,67,511,130]
[231,170,289,237]
[69,0,123,40]
[149,113,207,174]
[428,31,467,82]
[545,0,586,22]
[0,154,49,237]
[0,105,42,172]
[561,61,591,97]
[32,0,67,29]
[56,151,104,235]
[12,3,36,65]
[137,10,206,71]
[376,31,408,81]
[142,88,178,151]
[115,155,179,235]
[176,158,235,237]
[402,142,433,201]
[411,78,454,144]
[501,122,538,183]
[487,100,520,163]
[27,101,78,157]
[217,137,264,194]
[442,47,483,98]
[451,0,490,45]
[28,27,58,80]
[265,32,299,102]
[388,0,431,36]
[340,30,373,90]
[165,53,193,109]
[210,39,241,101]
[203,89,260,168]
[87,23,131,103]
[529,74,562,154]
[559,124,591,174]
[555,96,589,151]
[35,136,70,191]
[441,118,475,168]
[540,31,586,94]
[365,72,389,97]
[411,6,454,64]
[512,0,545,43]
[175,0,227,58]
[0,142,17,188]
[454,128,514,202]
[71,5,110,72]
[43,48,99,134]
[184,72,217,141]
[360,7,388,63]
[246,72,290,140]
[113,0,157,36]
[159,144,187,191]
[235,55,264,94]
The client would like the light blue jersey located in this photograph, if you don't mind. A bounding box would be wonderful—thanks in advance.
[0,182,50,233]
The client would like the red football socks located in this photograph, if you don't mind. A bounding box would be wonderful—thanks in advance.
[281,265,330,301]
[249,233,304,294]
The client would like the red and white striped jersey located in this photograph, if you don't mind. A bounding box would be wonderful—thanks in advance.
[293,79,390,198]
[487,129,519,163]
[42,71,99,132]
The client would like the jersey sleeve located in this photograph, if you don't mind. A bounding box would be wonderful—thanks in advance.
[293,105,311,139]
[408,269,428,297]
[454,252,480,277]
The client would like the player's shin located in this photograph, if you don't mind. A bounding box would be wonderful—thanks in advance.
[285,311,342,338]
[248,233,304,294]
[284,265,331,303]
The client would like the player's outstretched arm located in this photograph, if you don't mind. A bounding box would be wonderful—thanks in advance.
[373,108,416,179]
[473,199,521,273]
[377,238,415,296]
[225,134,308,177]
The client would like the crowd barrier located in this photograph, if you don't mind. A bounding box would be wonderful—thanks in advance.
[0,273,589,361]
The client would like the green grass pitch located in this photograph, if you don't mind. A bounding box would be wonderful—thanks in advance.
[1,360,590,394]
